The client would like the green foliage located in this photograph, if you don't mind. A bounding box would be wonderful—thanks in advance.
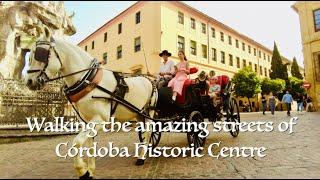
[291,57,303,79]
[261,78,286,95]
[288,76,306,97]
[232,66,261,99]
[270,42,288,82]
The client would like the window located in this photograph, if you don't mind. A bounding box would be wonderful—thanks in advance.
[249,62,252,70]
[254,48,256,56]
[134,37,141,52]
[313,9,320,32]
[248,45,251,54]
[191,18,196,29]
[190,40,197,55]
[264,53,266,60]
[268,55,270,62]
[269,70,272,77]
[220,32,224,42]
[255,64,258,73]
[243,59,246,67]
[228,36,232,45]
[91,41,94,49]
[202,23,206,34]
[178,12,184,24]
[202,44,207,58]
[85,46,87,51]
[178,36,185,52]
[236,57,240,68]
[264,67,267,76]
[102,52,108,64]
[117,45,122,59]
[104,32,107,42]
[315,53,320,81]
[242,42,245,51]
[229,54,233,66]
[211,28,215,38]
[221,51,225,64]
[212,48,216,61]
[260,66,263,75]
[236,39,239,48]
[136,11,141,24]
[259,51,261,58]
[118,23,122,34]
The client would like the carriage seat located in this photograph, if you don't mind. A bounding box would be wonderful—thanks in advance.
[176,67,198,104]
[215,75,230,94]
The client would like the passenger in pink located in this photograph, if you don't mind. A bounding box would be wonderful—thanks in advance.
[168,50,190,102]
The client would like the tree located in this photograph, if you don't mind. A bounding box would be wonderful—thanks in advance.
[270,42,283,79]
[270,42,288,82]
[261,78,286,95]
[232,66,261,112]
[288,76,306,99]
[291,57,303,79]
[282,62,289,84]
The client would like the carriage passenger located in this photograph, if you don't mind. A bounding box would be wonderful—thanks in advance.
[195,71,210,95]
[156,50,175,89]
[168,50,190,102]
[208,76,221,107]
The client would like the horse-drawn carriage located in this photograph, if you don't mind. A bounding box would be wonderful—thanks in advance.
[25,34,241,178]
[138,67,241,151]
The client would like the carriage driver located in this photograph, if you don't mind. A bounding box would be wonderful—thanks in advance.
[156,50,175,89]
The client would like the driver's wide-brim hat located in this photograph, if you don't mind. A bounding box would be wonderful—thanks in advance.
[159,50,172,57]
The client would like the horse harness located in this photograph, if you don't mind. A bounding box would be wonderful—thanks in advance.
[27,38,161,122]
[63,59,129,115]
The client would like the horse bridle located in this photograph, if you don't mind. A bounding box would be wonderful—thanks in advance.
[26,38,62,84]
[26,38,100,83]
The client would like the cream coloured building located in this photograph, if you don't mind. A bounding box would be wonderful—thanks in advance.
[78,1,306,111]
[293,1,320,111]
[78,1,287,78]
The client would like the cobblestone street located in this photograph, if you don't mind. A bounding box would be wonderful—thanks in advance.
[1,112,319,179]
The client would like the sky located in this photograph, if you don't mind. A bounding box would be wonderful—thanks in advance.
[64,1,303,67]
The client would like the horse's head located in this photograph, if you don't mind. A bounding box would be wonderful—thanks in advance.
[26,26,62,90]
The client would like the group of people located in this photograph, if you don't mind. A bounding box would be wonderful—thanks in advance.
[156,50,221,105]
[155,49,316,114]
[155,49,189,102]
[261,91,315,116]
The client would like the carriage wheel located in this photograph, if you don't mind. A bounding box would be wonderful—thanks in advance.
[187,111,206,150]
[226,98,240,137]
[138,121,161,149]
[138,131,161,149]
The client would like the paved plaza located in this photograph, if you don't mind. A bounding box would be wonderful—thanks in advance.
[0,112,320,179]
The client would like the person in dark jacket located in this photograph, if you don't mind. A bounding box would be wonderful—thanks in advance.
[261,94,267,115]
[296,93,304,114]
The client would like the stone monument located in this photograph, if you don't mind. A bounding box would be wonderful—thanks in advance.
[0,1,76,79]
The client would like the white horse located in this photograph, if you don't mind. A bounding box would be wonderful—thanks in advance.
[25,27,157,179]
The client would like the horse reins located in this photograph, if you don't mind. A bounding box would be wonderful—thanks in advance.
[26,38,103,83]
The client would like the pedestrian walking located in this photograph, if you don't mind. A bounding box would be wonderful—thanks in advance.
[261,94,267,115]
[306,95,314,112]
[268,92,276,115]
[296,93,304,114]
[282,91,293,116]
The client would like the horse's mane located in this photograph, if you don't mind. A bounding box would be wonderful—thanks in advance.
[54,37,94,63]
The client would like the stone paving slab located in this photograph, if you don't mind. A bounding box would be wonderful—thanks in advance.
[0,112,319,179]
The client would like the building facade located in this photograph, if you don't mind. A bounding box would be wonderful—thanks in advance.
[293,1,320,111]
[78,1,278,77]
[78,1,303,111]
